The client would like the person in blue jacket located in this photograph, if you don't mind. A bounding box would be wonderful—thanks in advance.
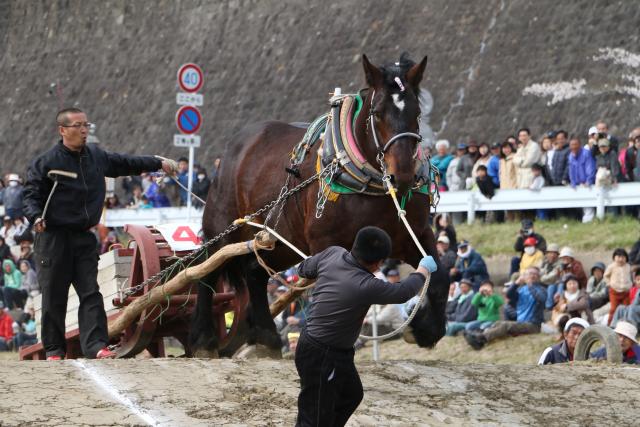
[450,240,489,291]
[486,142,501,188]
[590,321,640,364]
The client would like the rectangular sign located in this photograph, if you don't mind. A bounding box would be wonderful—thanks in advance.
[176,92,203,106]
[173,134,201,148]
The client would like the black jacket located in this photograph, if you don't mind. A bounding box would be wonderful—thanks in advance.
[551,146,570,185]
[23,141,161,231]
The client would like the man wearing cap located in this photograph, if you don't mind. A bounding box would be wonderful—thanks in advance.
[538,317,590,365]
[550,131,570,186]
[294,226,438,426]
[451,240,489,292]
[595,137,620,186]
[558,247,587,288]
[23,107,178,360]
[591,321,640,364]
[541,243,562,286]
[3,174,24,219]
[436,235,457,271]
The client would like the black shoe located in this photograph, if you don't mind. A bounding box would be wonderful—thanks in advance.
[463,331,486,350]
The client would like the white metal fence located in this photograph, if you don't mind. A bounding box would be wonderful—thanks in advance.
[103,183,640,227]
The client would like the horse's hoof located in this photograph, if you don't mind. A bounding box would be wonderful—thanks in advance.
[233,344,282,359]
[192,349,219,359]
[403,327,417,344]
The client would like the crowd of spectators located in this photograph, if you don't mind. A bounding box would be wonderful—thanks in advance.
[430,121,640,222]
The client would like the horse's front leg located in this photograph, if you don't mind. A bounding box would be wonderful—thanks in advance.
[404,228,450,348]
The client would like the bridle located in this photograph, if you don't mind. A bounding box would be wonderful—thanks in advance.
[366,89,422,175]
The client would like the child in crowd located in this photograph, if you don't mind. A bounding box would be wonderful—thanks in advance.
[605,248,632,325]
[466,280,503,332]
[473,165,495,200]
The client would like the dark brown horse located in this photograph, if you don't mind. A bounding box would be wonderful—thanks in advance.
[190,53,449,356]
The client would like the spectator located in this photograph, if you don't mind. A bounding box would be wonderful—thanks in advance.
[139,195,153,209]
[529,164,548,220]
[499,140,517,190]
[17,241,35,271]
[624,135,640,182]
[586,262,609,311]
[121,175,142,202]
[513,128,542,189]
[0,303,14,351]
[19,260,39,298]
[457,140,478,189]
[568,137,596,222]
[486,142,501,188]
[450,240,489,291]
[2,259,26,309]
[104,193,122,209]
[610,270,640,328]
[541,243,563,288]
[619,137,633,181]
[538,317,590,365]
[176,157,197,206]
[3,174,24,219]
[445,278,477,336]
[595,120,620,151]
[558,246,587,289]
[518,237,544,277]
[446,143,465,192]
[466,280,503,332]
[434,213,457,248]
[12,217,30,245]
[126,185,144,208]
[473,165,495,201]
[266,277,279,305]
[511,219,547,276]
[144,179,171,207]
[13,312,37,349]
[472,143,491,177]
[279,294,307,352]
[595,138,620,186]
[551,274,594,329]
[550,130,570,186]
[431,140,453,190]
[464,267,546,350]
[0,215,16,246]
[0,236,11,262]
[590,321,639,364]
[539,133,554,176]
[210,157,221,182]
[436,235,457,272]
[192,169,211,208]
[604,248,632,325]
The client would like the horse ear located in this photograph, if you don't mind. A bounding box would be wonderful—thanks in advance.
[406,55,428,88]
[362,54,382,87]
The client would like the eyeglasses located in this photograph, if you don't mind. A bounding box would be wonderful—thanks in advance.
[60,122,93,129]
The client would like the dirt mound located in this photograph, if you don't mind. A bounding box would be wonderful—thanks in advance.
[1,358,637,426]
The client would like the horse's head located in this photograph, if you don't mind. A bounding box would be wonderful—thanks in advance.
[361,53,427,194]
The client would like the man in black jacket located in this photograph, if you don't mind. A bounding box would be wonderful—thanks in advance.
[294,226,437,427]
[23,108,177,360]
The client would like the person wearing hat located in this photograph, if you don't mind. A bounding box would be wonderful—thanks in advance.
[445,144,466,192]
[486,142,501,188]
[0,215,17,247]
[538,317,590,365]
[436,235,457,272]
[595,137,620,186]
[513,128,542,189]
[431,140,453,191]
[591,321,640,364]
[558,246,587,288]
[595,120,620,152]
[3,173,24,220]
[517,236,544,277]
[541,243,562,286]
[551,274,593,329]
[445,278,477,336]
[451,240,489,292]
[293,226,438,426]
[464,266,546,350]
[510,219,547,277]
[586,262,608,311]
[22,107,179,360]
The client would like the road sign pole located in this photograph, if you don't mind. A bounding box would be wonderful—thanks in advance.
[187,146,194,220]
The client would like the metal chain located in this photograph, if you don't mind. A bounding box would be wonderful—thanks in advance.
[120,166,327,298]
[264,173,292,231]
[315,160,340,219]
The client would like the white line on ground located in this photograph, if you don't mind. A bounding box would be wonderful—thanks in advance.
[72,360,160,426]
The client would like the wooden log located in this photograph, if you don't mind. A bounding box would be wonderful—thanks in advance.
[108,232,275,339]
[269,278,315,317]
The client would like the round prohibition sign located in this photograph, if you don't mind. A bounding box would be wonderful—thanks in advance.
[177,63,204,93]
[176,106,202,135]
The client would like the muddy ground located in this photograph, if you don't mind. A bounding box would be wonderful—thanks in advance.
[1,357,638,426]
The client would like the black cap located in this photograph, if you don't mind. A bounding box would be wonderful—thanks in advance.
[491,142,501,149]
[351,226,392,263]
[521,219,534,229]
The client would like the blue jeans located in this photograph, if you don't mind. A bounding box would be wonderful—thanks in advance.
[546,283,565,310]
[446,322,469,336]
[465,320,495,331]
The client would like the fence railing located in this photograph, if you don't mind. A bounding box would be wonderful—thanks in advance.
[436,182,640,223]
[103,182,640,226]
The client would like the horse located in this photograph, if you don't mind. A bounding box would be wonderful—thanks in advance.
[189,53,450,357]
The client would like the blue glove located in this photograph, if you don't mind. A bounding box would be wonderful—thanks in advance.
[419,256,438,273]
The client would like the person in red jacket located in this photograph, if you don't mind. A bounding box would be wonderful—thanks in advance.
[0,303,15,351]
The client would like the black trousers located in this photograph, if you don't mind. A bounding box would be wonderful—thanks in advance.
[35,229,108,358]
[295,332,363,427]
